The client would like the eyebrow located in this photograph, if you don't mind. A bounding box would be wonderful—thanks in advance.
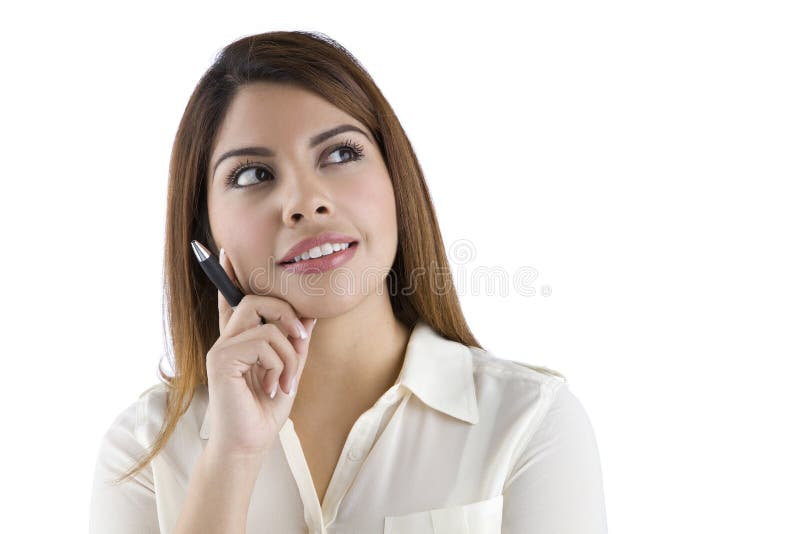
[211,124,371,176]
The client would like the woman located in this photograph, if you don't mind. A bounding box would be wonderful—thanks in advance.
[89,30,608,533]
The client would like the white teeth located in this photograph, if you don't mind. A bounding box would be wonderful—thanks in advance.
[290,242,351,263]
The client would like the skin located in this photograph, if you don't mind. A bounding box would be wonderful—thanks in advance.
[206,81,411,421]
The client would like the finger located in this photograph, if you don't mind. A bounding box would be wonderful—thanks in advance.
[248,362,272,402]
[223,294,309,342]
[208,337,284,381]
[233,322,301,395]
[262,364,283,400]
[217,248,307,342]
[249,351,268,389]
[217,248,235,335]
[266,323,301,395]
[260,367,275,399]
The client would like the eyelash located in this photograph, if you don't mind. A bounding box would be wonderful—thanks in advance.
[223,138,366,189]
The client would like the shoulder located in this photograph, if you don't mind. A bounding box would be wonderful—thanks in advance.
[101,382,207,449]
[465,347,602,467]
[468,348,600,462]
[95,382,210,483]
[98,383,168,448]
[470,345,567,383]
[464,345,594,440]
[468,345,568,405]
[482,350,607,530]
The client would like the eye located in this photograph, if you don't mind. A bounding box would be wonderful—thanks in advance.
[223,137,366,190]
[224,160,274,189]
[325,138,365,165]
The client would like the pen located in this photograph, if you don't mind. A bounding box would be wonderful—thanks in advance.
[190,240,246,310]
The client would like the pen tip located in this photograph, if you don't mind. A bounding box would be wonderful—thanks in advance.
[191,240,210,261]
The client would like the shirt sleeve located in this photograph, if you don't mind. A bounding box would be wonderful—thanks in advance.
[501,382,608,533]
[88,399,160,534]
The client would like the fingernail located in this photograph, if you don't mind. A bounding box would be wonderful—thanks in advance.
[295,320,308,339]
[269,382,278,399]
[219,247,226,265]
[289,376,298,397]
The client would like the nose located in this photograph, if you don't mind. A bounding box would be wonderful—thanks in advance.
[281,173,334,226]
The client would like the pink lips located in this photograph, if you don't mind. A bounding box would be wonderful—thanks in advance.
[278,231,359,264]
[279,241,358,274]
[277,231,359,274]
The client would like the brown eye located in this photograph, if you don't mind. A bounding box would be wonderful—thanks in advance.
[224,161,274,189]
[325,138,365,165]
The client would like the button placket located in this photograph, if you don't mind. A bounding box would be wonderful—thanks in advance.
[322,413,375,524]
[348,391,398,462]
[346,413,373,462]
[325,387,409,525]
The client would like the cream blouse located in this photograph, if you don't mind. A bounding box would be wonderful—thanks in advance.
[89,320,608,533]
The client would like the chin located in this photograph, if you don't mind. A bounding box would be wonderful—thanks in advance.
[282,290,366,319]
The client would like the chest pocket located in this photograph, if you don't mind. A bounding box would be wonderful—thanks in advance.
[383,494,503,534]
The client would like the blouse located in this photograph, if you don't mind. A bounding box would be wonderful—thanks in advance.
[89,320,608,533]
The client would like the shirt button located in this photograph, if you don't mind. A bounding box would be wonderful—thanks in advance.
[348,447,363,461]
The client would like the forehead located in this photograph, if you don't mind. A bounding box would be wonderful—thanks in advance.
[214,82,356,147]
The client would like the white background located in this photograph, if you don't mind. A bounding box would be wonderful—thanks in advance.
[1,1,798,532]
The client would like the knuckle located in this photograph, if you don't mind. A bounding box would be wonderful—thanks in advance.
[263,322,280,336]
[258,339,279,365]
[274,298,291,314]
[281,301,299,321]
[267,300,290,322]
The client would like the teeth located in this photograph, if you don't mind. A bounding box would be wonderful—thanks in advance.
[289,242,351,263]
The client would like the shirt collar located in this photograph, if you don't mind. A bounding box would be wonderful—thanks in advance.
[200,319,479,439]
[392,320,480,425]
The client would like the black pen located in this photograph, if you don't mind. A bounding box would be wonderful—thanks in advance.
[190,240,245,310]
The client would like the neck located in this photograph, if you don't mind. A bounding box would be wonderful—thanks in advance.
[291,289,411,415]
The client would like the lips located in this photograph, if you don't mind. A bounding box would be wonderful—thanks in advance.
[279,242,358,274]
[278,231,360,264]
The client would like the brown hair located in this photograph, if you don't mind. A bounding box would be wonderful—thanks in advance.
[114,30,562,484]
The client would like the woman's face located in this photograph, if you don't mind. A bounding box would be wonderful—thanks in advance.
[206,82,398,318]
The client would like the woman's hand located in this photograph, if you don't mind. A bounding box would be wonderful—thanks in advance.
[204,248,316,460]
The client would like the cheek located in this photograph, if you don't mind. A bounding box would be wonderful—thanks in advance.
[347,174,398,251]
[209,201,274,256]
[210,207,278,293]
[209,203,244,242]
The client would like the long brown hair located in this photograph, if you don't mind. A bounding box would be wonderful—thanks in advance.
[115,30,560,484]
